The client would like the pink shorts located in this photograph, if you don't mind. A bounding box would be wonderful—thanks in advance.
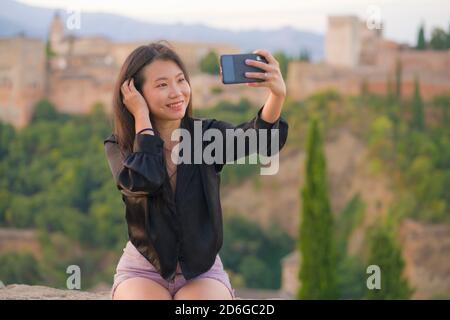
[111,241,235,299]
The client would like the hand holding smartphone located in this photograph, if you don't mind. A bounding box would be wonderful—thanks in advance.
[220,53,269,85]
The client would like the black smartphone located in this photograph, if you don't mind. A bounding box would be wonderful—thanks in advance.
[220,53,268,85]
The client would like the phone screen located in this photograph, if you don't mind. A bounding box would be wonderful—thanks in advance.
[221,55,235,83]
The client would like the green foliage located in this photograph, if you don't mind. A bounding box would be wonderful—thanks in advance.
[432,92,450,124]
[298,118,338,299]
[31,99,64,123]
[334,195,367,299]
[410,77,425,131]
[395,59,402,100]
[448,24,450,49]
[336,255,367,299]
[46,40,56,58]
[0,252,44,285]
[200,50,220,75]
[386,76,395,103]
[221,214,294,289]
[429,27,448,50]
[360,90,450,225]
[365,223,413,299]
[416,24,426,50]
[0,100,126,287]
[336,194,365,253]
[416,23,450,50]
[298,48,311,62]
[0,122,15,160]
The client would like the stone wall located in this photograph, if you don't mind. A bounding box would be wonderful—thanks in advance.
[0,37,46,128]
[287,51,450,102]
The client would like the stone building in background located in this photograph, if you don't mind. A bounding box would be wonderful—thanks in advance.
[287,15,450,101]
[0,37,46,128]
[0,12,240,129]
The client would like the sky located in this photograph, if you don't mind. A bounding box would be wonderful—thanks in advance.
[19,0,450,45]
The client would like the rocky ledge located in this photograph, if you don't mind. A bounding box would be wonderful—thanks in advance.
[0,284,111,300]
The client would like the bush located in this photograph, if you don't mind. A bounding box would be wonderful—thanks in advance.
[221,214,294,289]
[0,252,44,285]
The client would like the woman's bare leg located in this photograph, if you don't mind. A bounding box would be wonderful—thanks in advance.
[113,277,172,300]
[173,278,233,300]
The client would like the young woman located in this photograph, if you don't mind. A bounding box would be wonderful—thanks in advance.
[104,41,288,300]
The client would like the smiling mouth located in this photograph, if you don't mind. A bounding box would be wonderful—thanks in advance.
[166,101,184,109]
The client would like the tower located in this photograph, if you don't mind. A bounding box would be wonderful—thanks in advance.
[325,16,361,68]
[48,11,65,56]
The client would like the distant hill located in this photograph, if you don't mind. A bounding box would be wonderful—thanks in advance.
[0,0,324,60]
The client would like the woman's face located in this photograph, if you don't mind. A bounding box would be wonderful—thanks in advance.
[140,59,191,122]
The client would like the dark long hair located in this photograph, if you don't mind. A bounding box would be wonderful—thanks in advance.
[112,41,193,156]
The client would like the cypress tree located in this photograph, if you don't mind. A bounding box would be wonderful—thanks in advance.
[366,223,413,299]
[429,27,447,50]
[386,75,395,103]
[200,50,220,75]
[395,59,402,101]
[411,76,425,131]
[297,118,338,299]
[447,23,450,49]
[416,24,426,50]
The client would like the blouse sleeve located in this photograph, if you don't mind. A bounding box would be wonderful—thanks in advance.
[104,133,167,197]
[206,105,289,172]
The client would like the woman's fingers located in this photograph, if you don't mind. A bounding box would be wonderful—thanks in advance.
[245,71,270,81]
[246,81,266,87]
[246,49,286,97]
[121,79,131,95]
[253,49,278,65]
[129,78,138,92]
[245,59,274,72]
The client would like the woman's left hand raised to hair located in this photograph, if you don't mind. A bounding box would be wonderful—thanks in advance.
[244,49,287,99]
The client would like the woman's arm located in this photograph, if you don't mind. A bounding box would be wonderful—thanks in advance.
[244,49,287,124]
[205,105,289,173]
[206,49,289,172]
[104,133,166,197]
[260,92,284,124]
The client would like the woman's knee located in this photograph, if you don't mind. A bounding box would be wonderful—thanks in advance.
[174,278,233,300]
[113,277,172,300]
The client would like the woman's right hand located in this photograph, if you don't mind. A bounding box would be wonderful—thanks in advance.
[121,78,149,118]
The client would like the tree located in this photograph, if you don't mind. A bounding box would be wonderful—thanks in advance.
[200,50,220,75]
[386,75,395,103]
[432,93,450,124]
[335,195,366,299]
[299,48,311,62]
[221,214,294,289]
[297,118,338,299]
[395,59,402,101]
[366,223,413,299]
[429,27,448,50]
[46,39,56,58]
[0,252,44,285]
[447,24,450,49]
[31,99,59,123]
[411,76,425,131]
[416,24,426,50]
[0,122,15,160]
